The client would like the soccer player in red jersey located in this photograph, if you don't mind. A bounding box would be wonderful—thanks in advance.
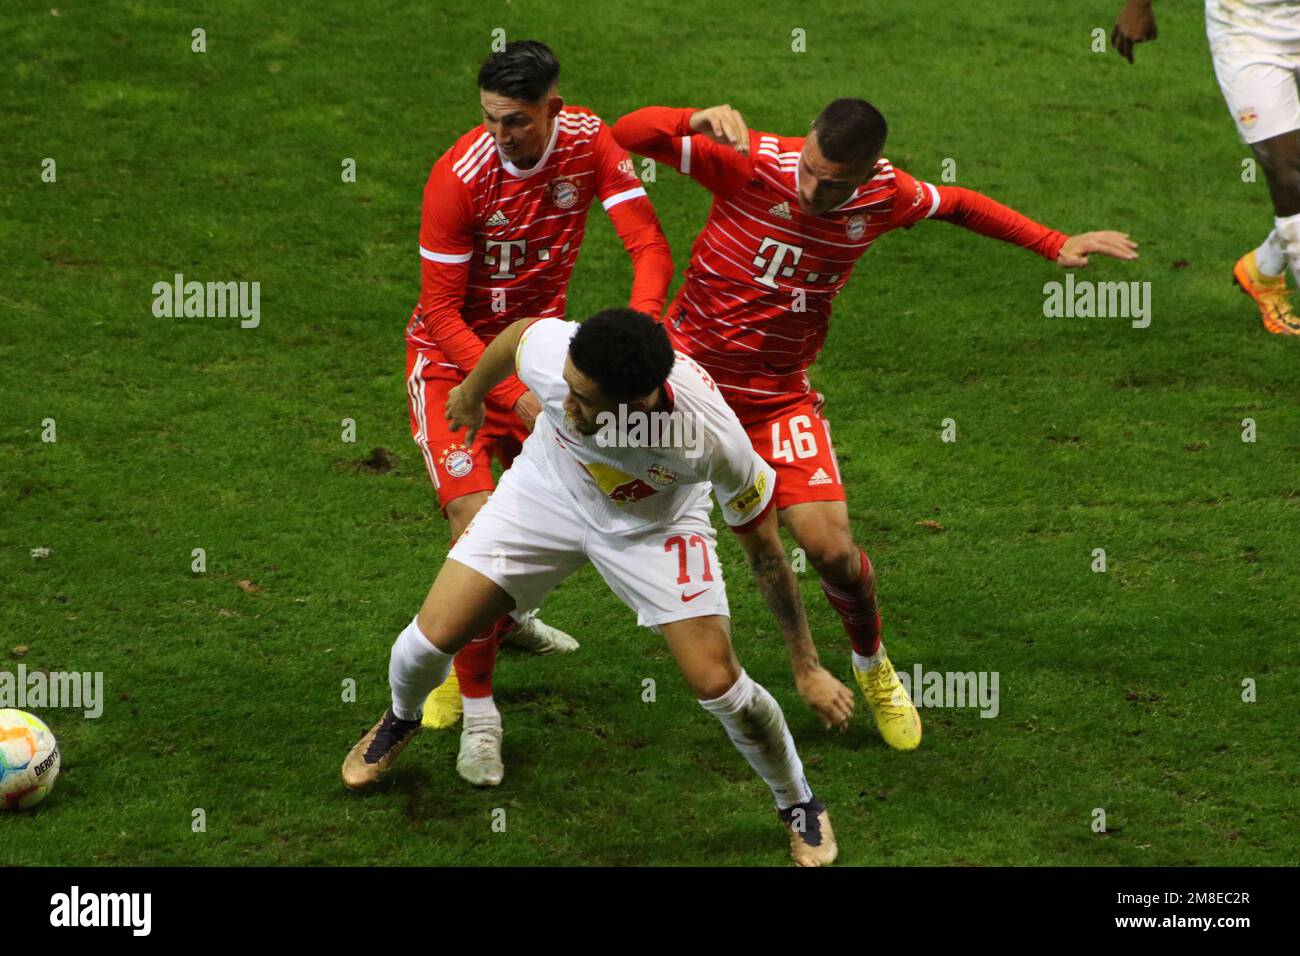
[613,99,1138,749]
[408,41,673,784]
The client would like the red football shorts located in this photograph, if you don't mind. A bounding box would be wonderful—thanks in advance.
[735,393,846,510]
[405,345,529,514]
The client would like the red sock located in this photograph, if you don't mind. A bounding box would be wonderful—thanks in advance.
[820,548,881,657]
[453,616,511,698]
[446,530,514,697]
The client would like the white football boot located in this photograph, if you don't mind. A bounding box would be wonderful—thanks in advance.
[456,714,505,787]
[502,610,580,655]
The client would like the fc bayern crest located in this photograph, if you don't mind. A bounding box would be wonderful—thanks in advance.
[845,215,867,241]
[439,444,474,479]
[550,178,579,209]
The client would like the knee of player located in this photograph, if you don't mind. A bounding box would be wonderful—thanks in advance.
[1255,139,1300,182]
[803,534,859,580]
[415,607,456,651]
[690,659,743,702]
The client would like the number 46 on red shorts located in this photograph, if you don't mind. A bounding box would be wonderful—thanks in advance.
[743,398,846,510]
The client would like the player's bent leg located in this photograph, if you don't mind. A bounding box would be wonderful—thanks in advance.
[423,558,517,787]
[441,458,590,788]
[455,617,508,787]
[1240,132,1300,335]
[481,433,580,655]
[779,499,859,589]
[429,511,579,741]
[342,559,515,792]
[660,615,836,867]
[780,500,921,751]
[422,491,494,730]
[1252,130,1300,218]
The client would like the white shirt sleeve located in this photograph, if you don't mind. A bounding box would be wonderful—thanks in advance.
[514,318,578,406]
[703,399,777,531]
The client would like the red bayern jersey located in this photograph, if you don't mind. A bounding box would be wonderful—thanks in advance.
[410,105,672,408]
[613,106,1067,408]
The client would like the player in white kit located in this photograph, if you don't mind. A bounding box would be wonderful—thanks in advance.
[342,308,853,865]
[1114,0,1300,334]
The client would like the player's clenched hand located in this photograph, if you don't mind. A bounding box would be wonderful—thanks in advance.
[1111,0,1157,64]
[1057,231,1139,268]
[445,383,486,445]
[796,666,855,730]
[689,105,750,155]
[513,390,542,431]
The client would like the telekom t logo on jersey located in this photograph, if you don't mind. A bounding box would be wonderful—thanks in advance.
[484,238,527,279]
[751,237,804,289]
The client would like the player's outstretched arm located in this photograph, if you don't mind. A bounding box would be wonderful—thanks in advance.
[1112,0,1158,64]
[928,184,1139,266]
[735,508,855,730]
[446,317,538,445]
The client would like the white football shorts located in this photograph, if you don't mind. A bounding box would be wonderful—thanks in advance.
[447,453,731,629]
[1212,44,1300,143]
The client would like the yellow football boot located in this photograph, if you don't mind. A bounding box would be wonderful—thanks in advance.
[421,669,462,730]
[853,650,922,751]
[1234,250,1300,335]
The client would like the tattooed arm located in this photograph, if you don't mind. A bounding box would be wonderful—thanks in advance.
[735,507,855,729]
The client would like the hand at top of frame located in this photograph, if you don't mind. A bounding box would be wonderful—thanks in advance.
[1112,0,1157,64]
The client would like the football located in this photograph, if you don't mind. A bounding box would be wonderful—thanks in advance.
[0,709,61,811]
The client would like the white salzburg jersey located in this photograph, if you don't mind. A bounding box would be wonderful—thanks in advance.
[514,318,777,536]
[1207,0,1300,52]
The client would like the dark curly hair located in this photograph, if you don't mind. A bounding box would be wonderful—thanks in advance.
[477,40,560,103]
[568,310,675,403]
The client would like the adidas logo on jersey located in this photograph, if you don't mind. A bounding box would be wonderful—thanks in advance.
[808,467,833,486]
[485,210,509,228]
[768,201,793,220]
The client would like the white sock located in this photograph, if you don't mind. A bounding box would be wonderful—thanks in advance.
[1257,228,1286,276]
[462,695,499,720]
[1273,213,1300,281]
[699,671,812,810]
[852,643,887,671]
[388,617,453,721]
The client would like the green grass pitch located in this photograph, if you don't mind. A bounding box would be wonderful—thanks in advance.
[2,0,1297,865]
